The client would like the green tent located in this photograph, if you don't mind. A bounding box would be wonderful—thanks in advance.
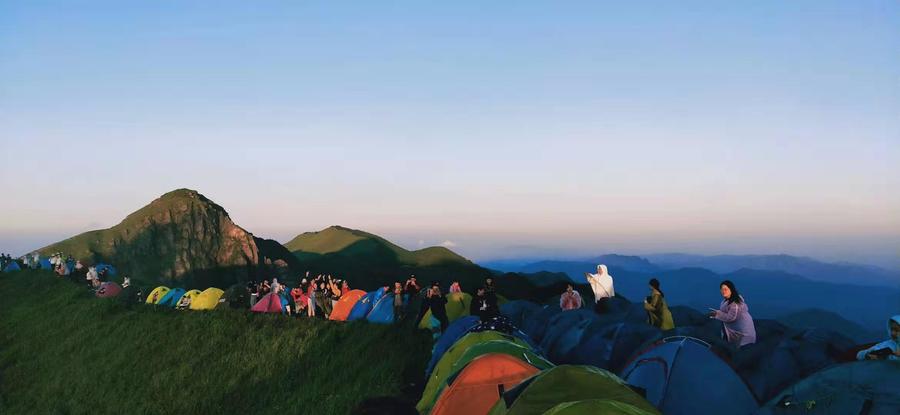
[543,399,659,415]
[487,365,660,415]
[419,292,472,329]
[417,339,554,413]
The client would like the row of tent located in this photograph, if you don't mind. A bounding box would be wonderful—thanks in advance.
[2,259,118,275]
[496,299,900,415]
[416,315,663,415]
[247,285,479,329]
[144,286,225,310]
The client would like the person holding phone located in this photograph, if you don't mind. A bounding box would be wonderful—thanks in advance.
[708,280,757,347]
[857,315,900,361]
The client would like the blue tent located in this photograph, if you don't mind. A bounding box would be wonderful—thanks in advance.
[424,316,481,377]
[158,288,187,307]
[347,290,379,321]
[619,336,758,415]
[546,318,594,363]
[366,293,398,324]
[95,263,118,276]
[735,327,854,402]
[39,259,52,270]
[757,360,900,415]
[500,300,542,328]
[540,309,600,361]
[521,304,562,343]
[3,262,21,272]
[571,322,661,372]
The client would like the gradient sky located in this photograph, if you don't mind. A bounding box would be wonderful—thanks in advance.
[1,1,898,267]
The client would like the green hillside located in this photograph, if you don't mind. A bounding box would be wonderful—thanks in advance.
[0,270,431,415]
[35,189,260,288]
[285,226,471,266]
[284,226,487,290]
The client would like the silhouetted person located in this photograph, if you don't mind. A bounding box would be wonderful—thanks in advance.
[428,286,449,333]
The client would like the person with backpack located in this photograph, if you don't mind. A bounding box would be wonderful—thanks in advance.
[709,280,757,347]
[643,278,674,330]
[428,286,449,333]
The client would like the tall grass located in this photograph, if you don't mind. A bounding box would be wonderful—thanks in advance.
[0,270,431,414]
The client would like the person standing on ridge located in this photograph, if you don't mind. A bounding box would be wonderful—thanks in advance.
[644,278,674,330]
[428,286,449,333]
[393,282,405,323]
[586,264,615,302]
[709,280,757,347]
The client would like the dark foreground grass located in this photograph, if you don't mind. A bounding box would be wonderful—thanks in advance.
[0,270,431,415]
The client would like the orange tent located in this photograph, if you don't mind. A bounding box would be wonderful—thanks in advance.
[430,353,540,415]
[329,289,367,321]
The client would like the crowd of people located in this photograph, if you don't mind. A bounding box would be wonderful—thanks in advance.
[559,264,758,349]
[5,254,899,362]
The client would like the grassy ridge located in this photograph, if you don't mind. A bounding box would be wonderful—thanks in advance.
[0,270,431,415]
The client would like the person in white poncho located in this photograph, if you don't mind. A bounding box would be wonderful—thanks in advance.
[585,264,615,302]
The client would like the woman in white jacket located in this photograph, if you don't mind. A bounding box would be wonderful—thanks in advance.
[585,264,615,303]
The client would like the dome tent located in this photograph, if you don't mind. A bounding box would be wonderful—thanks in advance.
[618,336,758,415]
[487,365,659,415]
[756,360,900,415]
[190,287,224,310]
[418,338,553,414]
[145,286,170,304]
[429,354,543,415]
[425,316,481,377]
[158,288,186,307]
[251,292,284,313]
[329,289,367,321]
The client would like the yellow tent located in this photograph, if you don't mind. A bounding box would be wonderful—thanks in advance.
[145,286,170,304]
[190,287,225,310]
[419,292,473,329]
[179,289,202,305]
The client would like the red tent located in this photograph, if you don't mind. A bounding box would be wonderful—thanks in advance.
[251,292,283,313]
[96,282,122,298]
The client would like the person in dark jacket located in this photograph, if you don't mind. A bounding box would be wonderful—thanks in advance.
[428,286,449,334]
[471,286,499,321]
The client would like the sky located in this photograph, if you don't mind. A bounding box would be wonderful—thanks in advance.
[1,1,898,268]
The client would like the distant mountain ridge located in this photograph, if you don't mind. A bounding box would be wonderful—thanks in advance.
[644,253,899,287]
[487,252,898,287]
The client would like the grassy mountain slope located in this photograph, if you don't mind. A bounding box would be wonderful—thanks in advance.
[285,226,486,290]
[0,270,431,415]
[286,226,470,266]
[35,189,260,288]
